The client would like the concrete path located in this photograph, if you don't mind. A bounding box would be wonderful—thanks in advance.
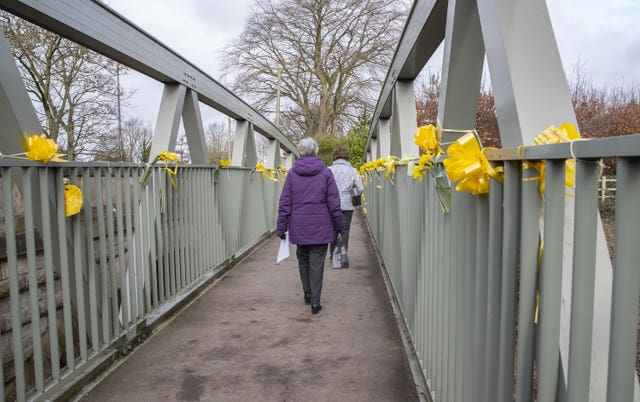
[79,210,418,402]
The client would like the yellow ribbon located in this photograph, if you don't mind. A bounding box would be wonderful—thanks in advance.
[157,151,179,191]
[16,133,66,163]
[523,123,583,194]
[443,132,504,195]
[254,163,279,182]
[414,124,443,156]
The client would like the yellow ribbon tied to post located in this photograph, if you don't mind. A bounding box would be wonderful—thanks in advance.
[140,151,180,190]
[523,122,581,194]
[443,132,504,195]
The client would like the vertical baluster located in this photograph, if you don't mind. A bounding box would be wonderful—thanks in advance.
[164,172,175,297]
[484,175,504,402]
[4,168,26,401]
[154,171,165,305]
[103,169,119,337]
[537,159,566,401]
[145,172,157,309]
[132,168,144,318]
[516,162,542,402]
[21,167,44,391]
[55,169,75,371]
[83,167,100,354]
[566,160,600,401]
[123,167,136,324]
[474,195,490,402]
[606,157,640,402]
[462,193,477,402]
[498,161,521,402]
[39,169,60,380]
[94,169,111,345]
[71,168,88,361]
[114,168,128,327]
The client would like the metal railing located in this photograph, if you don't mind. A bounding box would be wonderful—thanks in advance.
[0,161,281,401]
[363,134,640,401]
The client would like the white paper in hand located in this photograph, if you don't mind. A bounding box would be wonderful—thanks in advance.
[276,232,290,263]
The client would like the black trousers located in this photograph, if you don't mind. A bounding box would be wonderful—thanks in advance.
[330,210,354,257]
[296,244,328,305]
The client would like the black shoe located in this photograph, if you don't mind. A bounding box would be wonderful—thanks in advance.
[304,293,311,305]
[311,303,322,314]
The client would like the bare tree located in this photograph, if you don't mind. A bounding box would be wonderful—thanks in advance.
[220,0,407,139]
[205,121,231,164]
[1,12,129,160]
[94,117,153,163]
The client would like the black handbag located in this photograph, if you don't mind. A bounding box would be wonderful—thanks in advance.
[351,193,362,206]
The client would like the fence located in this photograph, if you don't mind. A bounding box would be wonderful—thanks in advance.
[0,161,281,401]
[599,175,616,203]
[363,134,640,402]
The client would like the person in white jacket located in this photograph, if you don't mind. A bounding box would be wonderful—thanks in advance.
[328,146,364,263]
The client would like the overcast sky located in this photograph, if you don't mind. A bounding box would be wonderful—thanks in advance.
[105,0,640,128]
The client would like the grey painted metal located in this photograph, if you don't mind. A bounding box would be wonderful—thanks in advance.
[366,0,447,152]
[182,89,208,164]
[266,140,281,169]
[537,160,566,401]
[484,178,503,402]
[232,121,258,167]
[486,134,640,161]
[39,169,61,380]
[390,81,419,159]
[0,0,298,154]
[370,138,379,161]
[473,196,489,402]
[123,168,136,324]
[22,168,45,391]
[84,167,100,354]
[150,84,187,159]
[72,168,89,361]
[56,169,75,369]
[476,0,577,147]
[104,170,120,338]
[607,158,640,402]
[0,32,42,155]
[497,161,520,402]
[3,169,26,402]
[515,165,541,402]
[95,171,111,343]
[377,119,391,158]
[437,0,484,145]
[114,168,128,327]
[567,160,600,402]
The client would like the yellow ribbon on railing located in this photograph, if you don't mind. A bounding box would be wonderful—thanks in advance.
[523,123,583,194]
[157,151,179,191]
[414,124,443,156]
[254,163,279,181]
[443,132,504,195]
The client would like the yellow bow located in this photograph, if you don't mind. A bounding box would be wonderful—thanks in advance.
[443,132,503,195]
[157,151,179,191]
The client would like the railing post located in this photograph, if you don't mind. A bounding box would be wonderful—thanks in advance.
[265,139,281,168]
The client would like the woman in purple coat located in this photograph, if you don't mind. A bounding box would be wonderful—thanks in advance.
[276,138,345,314]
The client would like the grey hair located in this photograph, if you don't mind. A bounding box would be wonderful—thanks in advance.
[297,137,319,157]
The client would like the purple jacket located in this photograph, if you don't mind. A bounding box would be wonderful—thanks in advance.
[277,156,345,245]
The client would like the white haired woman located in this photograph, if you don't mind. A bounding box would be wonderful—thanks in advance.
[276,138,345,314]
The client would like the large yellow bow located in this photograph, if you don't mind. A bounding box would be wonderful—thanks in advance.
[443,132,503,195]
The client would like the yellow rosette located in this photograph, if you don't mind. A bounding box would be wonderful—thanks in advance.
[443,132,503,195]
[21,133,65,163]
[414,124,442,156]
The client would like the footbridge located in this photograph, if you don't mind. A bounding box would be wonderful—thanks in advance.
[0,1,638,402]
